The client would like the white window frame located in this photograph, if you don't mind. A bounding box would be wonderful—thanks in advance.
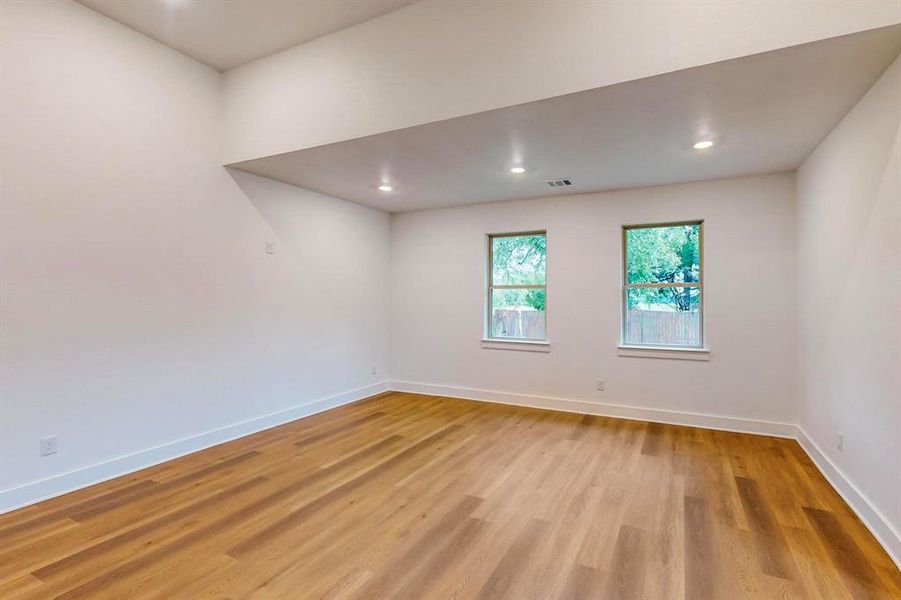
[483,231,548,349]
[619,220,707,357]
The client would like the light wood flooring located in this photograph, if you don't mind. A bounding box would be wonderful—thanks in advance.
[1,392,899,599]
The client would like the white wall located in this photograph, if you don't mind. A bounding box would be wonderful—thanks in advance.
[796,55,901,559]
[0,0,390,510]
[223,0,901,164]
[391,173,797,428]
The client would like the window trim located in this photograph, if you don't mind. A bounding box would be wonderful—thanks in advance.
[616,344,709,361]
[486,230,548,343]
[481,338,551,352]
[620,220,705,350]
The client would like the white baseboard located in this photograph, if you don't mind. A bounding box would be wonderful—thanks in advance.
[391,380,899,567]
[390,380,797,438]
[0,381,389,514]
[795,427,900,569]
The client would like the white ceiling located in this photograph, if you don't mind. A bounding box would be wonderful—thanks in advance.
[229,25,901,213]
[77,0,416,71]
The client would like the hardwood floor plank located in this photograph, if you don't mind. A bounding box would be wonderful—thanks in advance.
[0,392,895,599]
[605,524,650,600]
[476,518,550,599]
[395,516,487,600]
[784,525,853,600]
[735,475,797,580]
[31,476,265,582]
[368,511,486,599]
[0,480,157,540]
[0,573,45,599]
[69,450,261,522]
[640,421,665,456]
[804,506,890,600]
[684,495,719,600]
[227,426,462,558]
[568,414,596,442]
[203,481,458,599]
[558,564,605,600]
[46,477,269,598]
[642,468,685,600]
[351,494,483,598]
[292,412,386,449]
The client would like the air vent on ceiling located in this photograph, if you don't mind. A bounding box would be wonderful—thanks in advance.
[546,178,573,188]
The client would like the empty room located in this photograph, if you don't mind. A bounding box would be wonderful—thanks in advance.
[1,1,900,598]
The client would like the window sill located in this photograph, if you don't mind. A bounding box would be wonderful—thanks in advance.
[617,345,710,361]
[481,339,550,353]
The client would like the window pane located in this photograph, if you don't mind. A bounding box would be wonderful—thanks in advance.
[626,224,699,284]
[490,288,546,339]
[492,234,546,286]
[624,287,700,346]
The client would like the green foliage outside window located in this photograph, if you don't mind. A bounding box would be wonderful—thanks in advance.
[491,234,546,311]
[625,224,699,311]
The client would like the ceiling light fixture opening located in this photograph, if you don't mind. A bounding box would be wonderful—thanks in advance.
[378,184,393,192]
[509,166,526,174]
[693,140,715,150]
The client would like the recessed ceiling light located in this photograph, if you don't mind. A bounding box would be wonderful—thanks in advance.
[693,140,714,150]
[510,166,526,174]
[378,184,393,192]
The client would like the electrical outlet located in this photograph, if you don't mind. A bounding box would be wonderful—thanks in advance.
[837,431,844,452]
[40,436,58,456]
[596,379,605,391]
[265,242,275,255]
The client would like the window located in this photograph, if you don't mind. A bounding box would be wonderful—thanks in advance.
[622,221,703,348]
[487,232,546,341]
